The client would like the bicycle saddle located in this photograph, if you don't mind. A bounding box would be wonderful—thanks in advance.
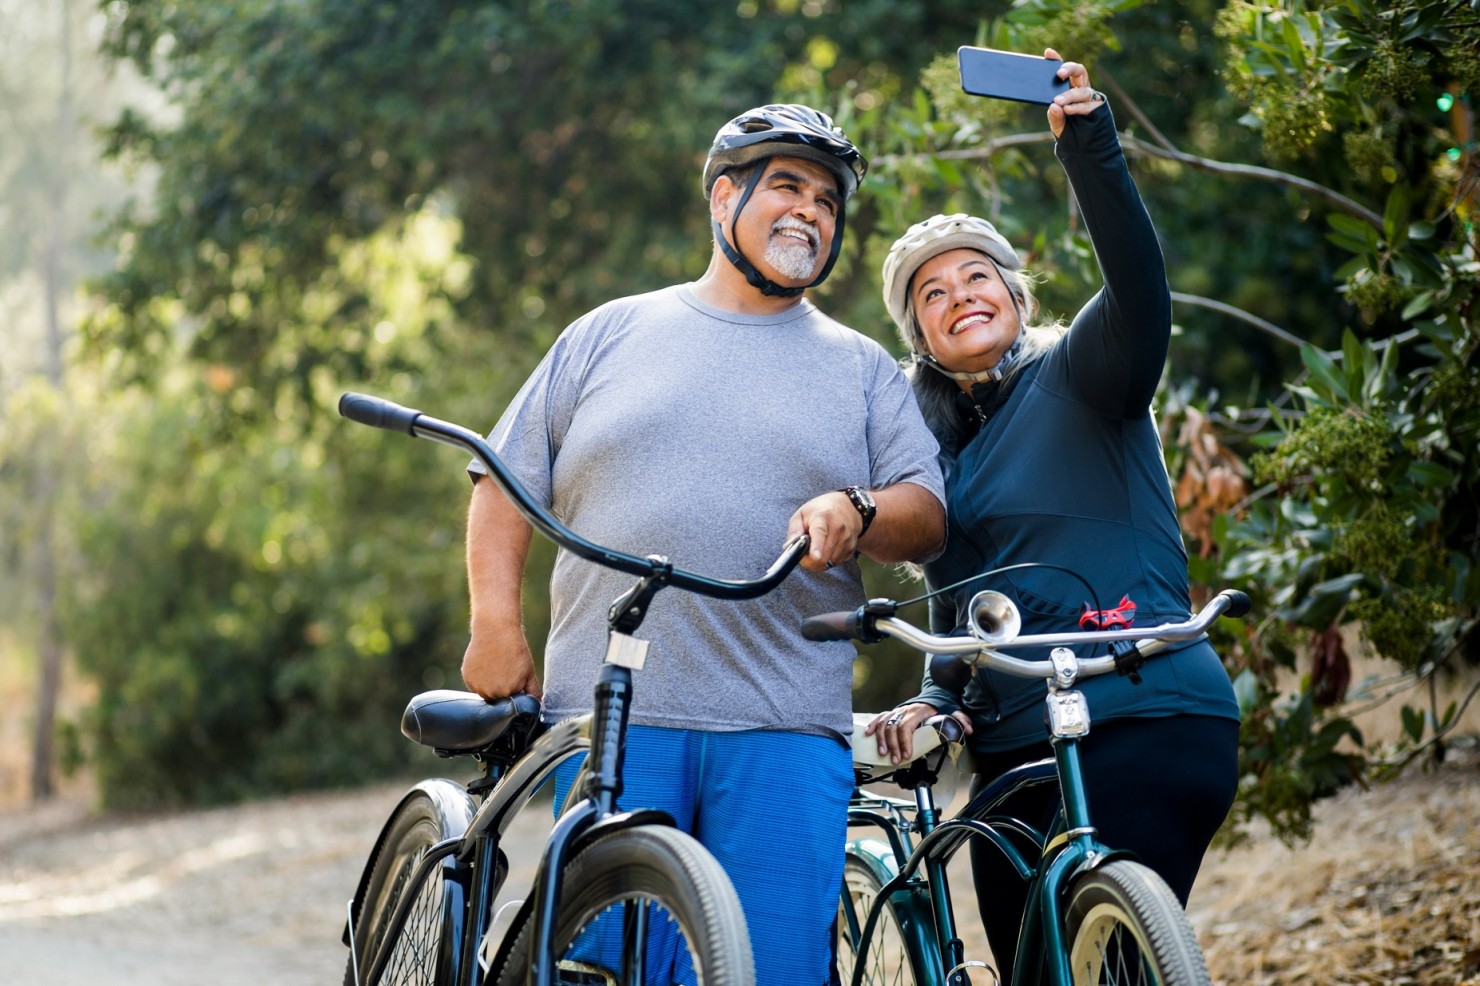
[401,690,543,758]
[849,712,965,779]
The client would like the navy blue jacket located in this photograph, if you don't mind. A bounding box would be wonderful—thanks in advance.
[911,104,1239,752]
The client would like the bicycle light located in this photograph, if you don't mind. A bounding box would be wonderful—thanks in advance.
[968,590,1021,645]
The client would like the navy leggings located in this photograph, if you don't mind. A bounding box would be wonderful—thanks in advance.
[965,714,1239,981]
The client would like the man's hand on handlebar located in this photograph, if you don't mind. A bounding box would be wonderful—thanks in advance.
[463,629,544,702]
[786,491,865,573]
[865,703,973,765]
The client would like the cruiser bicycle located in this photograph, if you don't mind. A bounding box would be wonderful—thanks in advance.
[808,584,1250,986]
[337,392,809,986]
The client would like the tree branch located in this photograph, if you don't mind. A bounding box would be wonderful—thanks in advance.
[876,131,1384,231]
[1170,291,1307,348]
[1119,134,1383,229]
[1098,68,1180,155]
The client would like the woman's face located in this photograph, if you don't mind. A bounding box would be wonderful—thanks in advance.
[911,248,1022,376]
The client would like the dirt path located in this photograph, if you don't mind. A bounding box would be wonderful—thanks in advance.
[0,778,554,985]
[1,759,1476,984]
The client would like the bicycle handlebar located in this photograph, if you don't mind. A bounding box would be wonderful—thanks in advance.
[338,392,809,599]
[803,589,1250,684]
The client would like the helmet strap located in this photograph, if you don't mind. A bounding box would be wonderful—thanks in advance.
[916,325,1026,384]
[713,165,845,299]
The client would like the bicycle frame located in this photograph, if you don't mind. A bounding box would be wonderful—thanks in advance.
[844,736,1116,986]
[834,591,1249,986]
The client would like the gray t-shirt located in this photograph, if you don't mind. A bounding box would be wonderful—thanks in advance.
[475,284,944,737]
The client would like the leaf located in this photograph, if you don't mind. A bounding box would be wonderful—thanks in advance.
[1400,290,1436,319]
[932,156,965,186]
[1232,669,1262,717]
[1400,704,1424,742]
[1390,254,1417,285]
[1406,460,1455,489]
[1309,572,1365,599]
[1326,230,1373,254]
[1328,212,1380,245]
[1341,329,1366,402]
[1281,17,1309,72]
[1383,185,1411,245]
[1300,344,1350,402]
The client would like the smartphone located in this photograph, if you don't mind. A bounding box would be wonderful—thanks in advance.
[957,46,1069,105]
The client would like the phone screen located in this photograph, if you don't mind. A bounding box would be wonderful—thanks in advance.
[957,47,1069,106]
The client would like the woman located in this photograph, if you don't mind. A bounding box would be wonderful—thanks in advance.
[866,50,1240,982]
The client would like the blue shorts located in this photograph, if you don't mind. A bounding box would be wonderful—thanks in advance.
[553,724,853,986]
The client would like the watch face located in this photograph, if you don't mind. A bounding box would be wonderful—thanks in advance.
[844,486,875,533]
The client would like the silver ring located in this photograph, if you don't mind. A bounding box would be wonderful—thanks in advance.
[886,717,901,727]
[1091,89,1106,103]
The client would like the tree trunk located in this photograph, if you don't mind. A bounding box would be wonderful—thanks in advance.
[31,0,74,804]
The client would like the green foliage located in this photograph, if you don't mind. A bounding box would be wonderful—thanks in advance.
[1210,0,1480,814]
[1223,674,1364,848]
[48,0,1479,828]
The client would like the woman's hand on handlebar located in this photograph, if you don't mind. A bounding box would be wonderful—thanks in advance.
[462,630,544,702]
[865,703,973,765]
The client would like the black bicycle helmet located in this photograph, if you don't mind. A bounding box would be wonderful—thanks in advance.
[703,104,867,201]
[703,104,868,297]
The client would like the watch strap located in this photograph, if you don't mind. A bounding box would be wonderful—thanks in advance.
[839,486,876,537]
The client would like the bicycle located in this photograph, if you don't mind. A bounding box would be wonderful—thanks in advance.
[336,392,810,986]
[806,584,1250,986]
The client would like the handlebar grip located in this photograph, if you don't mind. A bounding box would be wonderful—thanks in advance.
[338,392,422,435]
[927,652,973,695]
[1218,589,1253,619]
[801,611,856,642]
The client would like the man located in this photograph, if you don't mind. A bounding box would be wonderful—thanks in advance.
[464,104,945,985]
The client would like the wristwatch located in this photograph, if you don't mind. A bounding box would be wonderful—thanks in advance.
[839,486,876,538]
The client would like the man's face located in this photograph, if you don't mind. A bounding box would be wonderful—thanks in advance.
[720,156,842,287]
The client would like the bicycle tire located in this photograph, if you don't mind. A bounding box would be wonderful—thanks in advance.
[1061,860,1209,986]
[836,853,931,986]
[346,790,466,986]
[491,825,753,986]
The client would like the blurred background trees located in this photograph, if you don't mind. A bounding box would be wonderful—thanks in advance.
[2,0,1474,843]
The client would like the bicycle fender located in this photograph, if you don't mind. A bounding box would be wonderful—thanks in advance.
[1062,845,1137,885]
[568,808,677,857]
[843,838,942,985]
[342,778,476,946]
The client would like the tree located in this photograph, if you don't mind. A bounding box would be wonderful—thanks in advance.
[0,0,149,803]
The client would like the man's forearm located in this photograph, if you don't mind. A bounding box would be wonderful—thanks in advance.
[467,475,534,633]
[858,481,946,564]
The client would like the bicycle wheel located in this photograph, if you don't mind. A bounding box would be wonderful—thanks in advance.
[491,825,752,986]
[1062,860,1208,986]
[346,790,466,986]
[836,854,928,986]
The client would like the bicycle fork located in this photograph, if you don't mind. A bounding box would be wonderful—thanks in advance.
[1015,646,1112,986]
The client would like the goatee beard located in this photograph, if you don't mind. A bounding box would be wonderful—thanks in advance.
[765,223,819,282]
[763,236,822,279]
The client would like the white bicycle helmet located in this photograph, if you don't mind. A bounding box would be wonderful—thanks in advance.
[881,213,1023,354]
